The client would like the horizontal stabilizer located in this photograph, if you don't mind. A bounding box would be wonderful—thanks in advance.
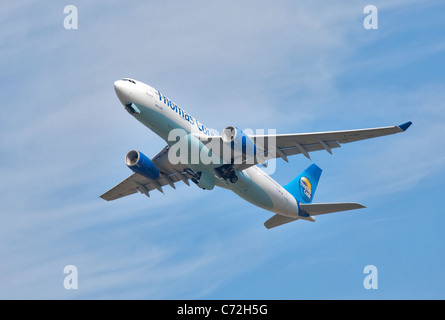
[264,214,297,229]
[264,202,365,229]
[299,202,365,216]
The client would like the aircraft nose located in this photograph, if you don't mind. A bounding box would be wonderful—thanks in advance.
[114,80,131,103]
[114,80,125,97]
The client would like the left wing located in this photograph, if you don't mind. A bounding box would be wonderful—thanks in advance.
[236,121,412,170]
[100,171,194,201]
[100,146,195,201]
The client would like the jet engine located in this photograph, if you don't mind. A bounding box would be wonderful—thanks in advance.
[125,150,160,180]
[221,126,257,162]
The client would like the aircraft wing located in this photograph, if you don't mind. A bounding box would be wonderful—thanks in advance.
[100,146,195,201]
[235,121,412,170]
[100,171,194,201]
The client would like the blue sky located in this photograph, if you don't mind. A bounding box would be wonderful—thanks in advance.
[1,0,444,299]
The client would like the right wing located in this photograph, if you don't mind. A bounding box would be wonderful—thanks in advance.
[238,122,412,170]
[100,146,195,201]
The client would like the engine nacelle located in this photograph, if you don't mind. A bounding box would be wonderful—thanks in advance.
[221,126,257,161]
[125,150,160,180]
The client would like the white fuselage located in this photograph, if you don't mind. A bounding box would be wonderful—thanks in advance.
[113,79,301,219]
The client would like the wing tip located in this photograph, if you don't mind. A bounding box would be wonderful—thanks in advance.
[398,121,412,132]
[99,194,112,201]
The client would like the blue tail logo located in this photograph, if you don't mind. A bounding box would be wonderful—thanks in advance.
[284,164,322,204]
[299,176,313,202]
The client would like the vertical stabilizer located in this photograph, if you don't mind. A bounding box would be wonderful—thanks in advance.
[283,164,322,204]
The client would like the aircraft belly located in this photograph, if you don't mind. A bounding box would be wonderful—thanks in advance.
[227,167,297,215]
[239,167,299,217]
[133,103,183,142]
[231,182,274,211]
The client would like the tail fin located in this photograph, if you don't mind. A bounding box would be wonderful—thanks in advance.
[266,164,365,229]
[283,164,322,204]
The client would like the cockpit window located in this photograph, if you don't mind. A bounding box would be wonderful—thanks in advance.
[122,78,136,84]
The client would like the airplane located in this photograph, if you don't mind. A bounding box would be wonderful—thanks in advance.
[101,78,412,229]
